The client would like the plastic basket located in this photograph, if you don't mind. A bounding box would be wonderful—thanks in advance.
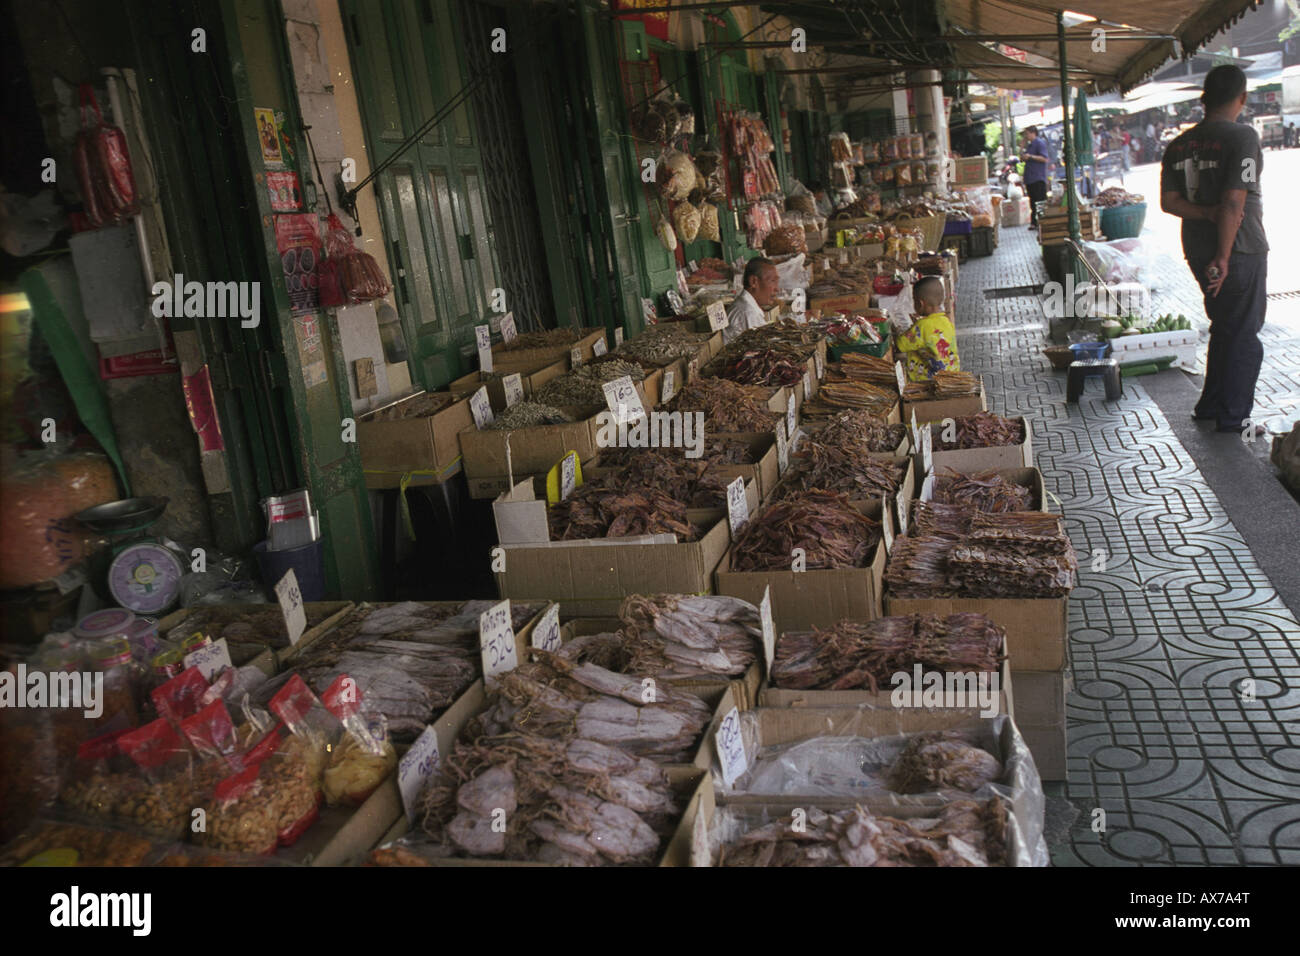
[828,321,893,360]
[894,212,945,251]
[1068,341,1109,361]
[969,226,995,258]
[943,219,973,236]
[1099,202,1147,239]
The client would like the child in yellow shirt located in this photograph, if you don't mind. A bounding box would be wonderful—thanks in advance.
[894,275,959,382]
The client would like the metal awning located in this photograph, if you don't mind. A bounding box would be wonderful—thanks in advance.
[939,0,1266,93]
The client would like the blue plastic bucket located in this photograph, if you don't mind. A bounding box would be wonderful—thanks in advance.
[253,539,326,602]
[1068,341,1109,361]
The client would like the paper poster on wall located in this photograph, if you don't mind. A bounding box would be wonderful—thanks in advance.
[254,107,283,166]
[181,365,225,452]
[274,214,321,315]
[266,170,302,212]
[294,313,329,389]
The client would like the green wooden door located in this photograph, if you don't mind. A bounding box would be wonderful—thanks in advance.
[342,0,500,387]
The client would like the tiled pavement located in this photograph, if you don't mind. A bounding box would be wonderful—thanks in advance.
[956,222,1300,866]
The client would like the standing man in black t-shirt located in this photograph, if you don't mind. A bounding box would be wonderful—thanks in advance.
[1160,65,1269,435]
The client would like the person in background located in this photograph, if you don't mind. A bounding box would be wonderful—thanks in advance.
[809,181,833,218]
[724,257,778,345]
[1160,64,1269,436]
[1021,126,1050,229]
[895,275,960,382]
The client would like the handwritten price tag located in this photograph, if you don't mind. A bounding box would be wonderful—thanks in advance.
[802,371,812,401]
[687,359,699,383]
[715,706,748,787]
[570,346,583,368]
[614,327,625,347]
[759,586,775,672]
[499,312,517,344]
[896,489,910,538]
[273,569,307,646]
[661,368,676,404]
[814,350,824,379]
[921,426,933,474]
[560,452,577,501]
[503,373,524,408]
[183,638,232,681]
[920,472,936,502]
[398,725,441,824]
[691,805,710,867]
[593,336,608,357]
[475,324,493,374]
[726,476,749,537]
[469,386,494,428]
[775,419,789,473]
[479,599,517,680]
[882,508,895,554]
[785,392,796,439]
[895,361,907,393]
[532,604,561,653]
[602,375,645,424]
[910,409,920,449]
[706,301,728,332]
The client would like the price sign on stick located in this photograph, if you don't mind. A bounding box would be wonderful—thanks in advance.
[715,706,748,787]
[570,346,583,368]
[759,586,776,672]
[814,350,825,380]
[726,476,749,537]
[602,376,645,424]
[614,327,625,347]
[499,312,517,344]
[910,409,920,450]
[593,336,608,357]
[502,373,524,408]
[532,604,561,653]
[785,392,797,439]
[398,725,440,824]
[560,453,577,501]
[475,324,493,374]
[661,368,676,404]
[274,569,307,646]
[479,599,517,680]
[802,371,812,400]
[706,301,728,332]
[895,361,907,393]
[921,426,933,474]
[881,509,895,554]
[775,419,789,474]
[896,489,910,538]
[469,386,494,428]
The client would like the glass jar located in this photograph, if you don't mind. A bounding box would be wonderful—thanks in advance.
[88,636,138,727]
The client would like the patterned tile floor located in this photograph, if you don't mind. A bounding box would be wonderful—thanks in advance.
[956,220,1300,867]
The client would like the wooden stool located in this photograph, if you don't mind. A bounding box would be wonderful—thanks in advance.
[1067,358,1122,403]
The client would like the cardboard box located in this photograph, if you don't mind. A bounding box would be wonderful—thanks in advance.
[929,465,1046,511]
[759,635,1013,720]
[1012,669,1069,726]
[1002,195,1030,227]
[952,155,989,186]
[885,595,1068,671]
[708,432,781,503]
[902,381,987,424]
[714,500,890,636]
[1019,723,1066,782]
[458,406,602,480]
[358,392,475,488]
[930,416,1032,473]
[466,471,549,501]
[158,601,354,673]
[490,327,606,373]
[581,459,762,514]
[448,358,567,414]
[809,292,871,315]
[495,484,732,617]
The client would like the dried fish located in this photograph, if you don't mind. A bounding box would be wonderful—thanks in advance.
[665,378,777,433]
[889,731,1002,794]
[364,391,454,422]
[485,401,575,430]
[548,484,700,541]
[933,470,1032,513]
[838,352,899,388]
[771,613,1005,692]
[715,345,808,388]
[499,326,600,352]
[814,381,897,417]
[714,800,1008,867]
[805,412,907,453]
[902,370,980,401]
[616,325,709,367]
[774,439,908,501]
[535,359,646,406]
[731,491,881,572]
[933,412,1025,450]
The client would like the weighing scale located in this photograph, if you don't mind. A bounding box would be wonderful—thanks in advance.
[74,496,183,615]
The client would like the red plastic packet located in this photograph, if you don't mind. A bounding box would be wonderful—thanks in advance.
[180,699,242,769]
[151,666,209,725]
[321,214,391,305]
[270,674,342,743]
[73,83,139,227]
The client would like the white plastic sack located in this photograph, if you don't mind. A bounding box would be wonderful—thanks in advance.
[773,253,810,292]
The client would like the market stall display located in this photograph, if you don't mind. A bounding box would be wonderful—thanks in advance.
[730,491,881,572]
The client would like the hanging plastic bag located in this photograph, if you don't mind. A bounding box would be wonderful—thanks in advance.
[698,203,720,242]
[673,201,702,243]
[73,83,139,227]
[321,213,391,306]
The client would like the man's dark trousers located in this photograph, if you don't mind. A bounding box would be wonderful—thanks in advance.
[1187,253,1268,430]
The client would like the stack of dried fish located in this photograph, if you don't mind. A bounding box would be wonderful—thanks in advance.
[889,731,1003,793]
[601,450,731,509]
[934,412,1025,449]
[498,326,593,352]
[292,601,544,740]
[933,471,1032,513]
[816,381,897,416]
[364,391,454,422]
[775,439,908,501]
[665,378,777,432]
[617,593,760,678]
[732,491,881,572]
[716,320,820,365]
[474,650,714,763]
[616,324,709,367]
[808,412,907,453]
[716,345,807,388]
[884,535,958,597]
[913,501,974,537]
[535,359,646,406]
[901,370,981,401]
[946,512,1077,597]
[713,800,1008,867]
[771,613,1004,691]
[404,733,679,865]
[839,353,900,389]
[485,401,575,430]
[549,484,699,541]
[598,437,755,469]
